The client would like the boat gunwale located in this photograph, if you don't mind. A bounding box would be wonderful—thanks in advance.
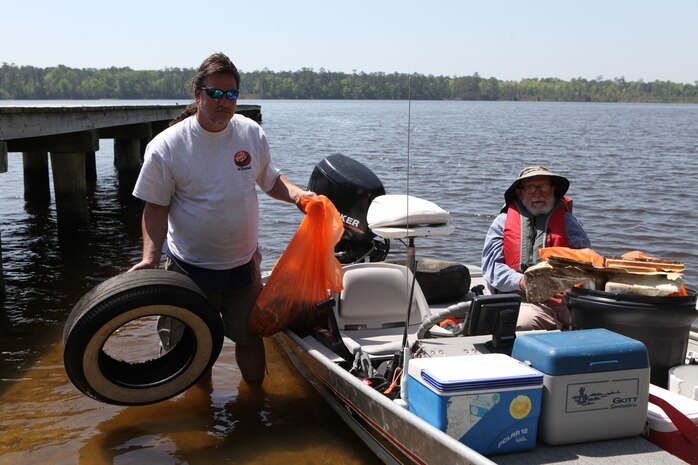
[276,329,499,465]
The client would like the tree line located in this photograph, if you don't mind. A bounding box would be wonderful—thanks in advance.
[1,63,697,103]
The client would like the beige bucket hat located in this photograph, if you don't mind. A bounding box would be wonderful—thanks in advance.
[504,166,570,204]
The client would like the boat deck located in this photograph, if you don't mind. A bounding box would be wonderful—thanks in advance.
[495,437,685,465]
[324,265,696,465]
[298,331,688,465]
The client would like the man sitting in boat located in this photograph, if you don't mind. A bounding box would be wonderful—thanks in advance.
[481,166,590,330]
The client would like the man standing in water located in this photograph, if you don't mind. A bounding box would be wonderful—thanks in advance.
[130,52,315,385]
[482,166,590,330]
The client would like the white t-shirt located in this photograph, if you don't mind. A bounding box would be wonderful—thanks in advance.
[133,114,281,270]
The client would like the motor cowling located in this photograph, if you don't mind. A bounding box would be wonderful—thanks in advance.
[308,154,389,263]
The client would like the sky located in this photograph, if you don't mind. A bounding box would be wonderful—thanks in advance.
[1,0,697,84]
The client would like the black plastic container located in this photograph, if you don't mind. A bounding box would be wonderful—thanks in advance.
[565,287,697,388]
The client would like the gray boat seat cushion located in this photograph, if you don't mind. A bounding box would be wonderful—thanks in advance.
[336,263,431,331]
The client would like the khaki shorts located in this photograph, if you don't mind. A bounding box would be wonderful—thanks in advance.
[517,299,572,331]
[161,249,263,346]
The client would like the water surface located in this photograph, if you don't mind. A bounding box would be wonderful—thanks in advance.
[1,99,697,464]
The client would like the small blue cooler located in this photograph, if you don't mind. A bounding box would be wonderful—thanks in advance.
[407,353,543,455]
[511,328,650,445]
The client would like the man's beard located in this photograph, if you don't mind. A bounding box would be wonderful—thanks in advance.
[521,196,555,216]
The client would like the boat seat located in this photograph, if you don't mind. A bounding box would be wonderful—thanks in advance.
[340,326,422,358]
[335,263,432,357]
[336,263,431,330]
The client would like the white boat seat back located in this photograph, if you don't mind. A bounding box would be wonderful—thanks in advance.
[367,195,454,239]
[337,263,431,330]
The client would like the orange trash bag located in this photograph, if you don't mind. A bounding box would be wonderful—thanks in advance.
[248,195,345,336]
[538,247,605,268]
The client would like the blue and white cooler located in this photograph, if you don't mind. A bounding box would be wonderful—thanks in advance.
[407,353,544,455]
[512,328,650,445]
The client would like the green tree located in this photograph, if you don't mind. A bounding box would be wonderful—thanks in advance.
[0,64,696,103]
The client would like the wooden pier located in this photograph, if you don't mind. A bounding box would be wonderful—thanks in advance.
[0,103,262,298]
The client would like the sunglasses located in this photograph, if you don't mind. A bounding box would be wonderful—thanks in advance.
[198,87,240,100]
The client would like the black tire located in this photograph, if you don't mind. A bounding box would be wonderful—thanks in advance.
[63,269,223,406]
[387,258,471,304]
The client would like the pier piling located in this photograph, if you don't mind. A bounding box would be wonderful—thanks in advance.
[10,130,98,227]
[101,123,152,172]
[0,229,4,300]
[22,151,51,203]
[85,151,97,185]
[50,151,90,227]
[0,142,5,299]
[0,141,6,173]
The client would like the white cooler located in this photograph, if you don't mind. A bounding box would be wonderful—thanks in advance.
[512,329,650,445]
[646,383,698,463]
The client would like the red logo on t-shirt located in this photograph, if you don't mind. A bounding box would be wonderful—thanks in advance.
[234,151,251,168]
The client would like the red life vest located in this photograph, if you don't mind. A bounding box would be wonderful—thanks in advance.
[503,198,572,272]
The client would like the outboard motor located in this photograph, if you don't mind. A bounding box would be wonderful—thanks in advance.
[308,154,389,263]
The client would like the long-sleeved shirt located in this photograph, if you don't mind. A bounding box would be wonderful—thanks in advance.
[482,211,591,293]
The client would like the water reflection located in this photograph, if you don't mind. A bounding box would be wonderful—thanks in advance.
[0,336,380,465]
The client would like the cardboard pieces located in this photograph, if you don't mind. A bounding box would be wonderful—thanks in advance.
[524,249,685,301]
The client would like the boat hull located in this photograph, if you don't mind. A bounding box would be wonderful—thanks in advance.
[274,330,498,465]
[274,321,695,465]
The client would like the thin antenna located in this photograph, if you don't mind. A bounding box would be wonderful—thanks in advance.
[399,78,416,347]
[395,77,415,409]
[407,76,411,211]
[405,77,415,272]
